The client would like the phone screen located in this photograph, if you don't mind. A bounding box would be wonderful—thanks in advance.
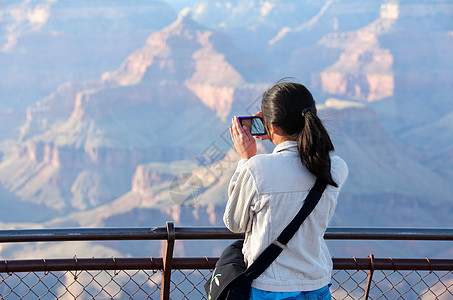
[238,116,266,135]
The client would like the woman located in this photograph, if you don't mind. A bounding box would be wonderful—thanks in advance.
[225,81,348,299]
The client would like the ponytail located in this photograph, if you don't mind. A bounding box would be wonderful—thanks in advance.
[296,109,338,187]
[262,81,338,187]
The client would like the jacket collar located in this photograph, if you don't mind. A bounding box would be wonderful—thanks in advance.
[272,140,298,154]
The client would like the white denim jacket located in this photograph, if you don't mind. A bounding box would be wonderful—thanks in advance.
[223,141,348,292]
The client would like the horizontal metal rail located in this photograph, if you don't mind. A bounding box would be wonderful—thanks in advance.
[1,257,452,273]
[1,227,453,243]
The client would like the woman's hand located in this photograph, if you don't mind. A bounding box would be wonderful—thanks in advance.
[229,116,257,159]
[253,111,269,141]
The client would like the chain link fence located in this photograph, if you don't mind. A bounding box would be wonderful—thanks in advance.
[0,269,161,299]
[170,269,211,299]
[331,269,453,299]
[1,264,453,299]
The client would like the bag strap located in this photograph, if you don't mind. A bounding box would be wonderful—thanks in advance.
[242,178,327,281]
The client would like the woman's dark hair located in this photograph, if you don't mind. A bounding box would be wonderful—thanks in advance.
[262,81,338,187]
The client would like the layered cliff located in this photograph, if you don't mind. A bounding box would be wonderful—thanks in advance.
[0,10,264,212]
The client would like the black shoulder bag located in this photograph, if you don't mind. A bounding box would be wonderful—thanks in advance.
[205,178,327,300]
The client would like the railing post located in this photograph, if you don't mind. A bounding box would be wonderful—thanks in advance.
[364,254,375,300]
[161,221,175,300]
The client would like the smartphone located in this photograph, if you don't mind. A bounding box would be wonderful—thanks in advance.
[238,116,267,136]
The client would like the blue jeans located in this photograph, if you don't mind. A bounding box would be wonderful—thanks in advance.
[249,285,331,300]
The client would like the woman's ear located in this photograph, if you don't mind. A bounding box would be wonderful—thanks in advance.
[270,124,282,135]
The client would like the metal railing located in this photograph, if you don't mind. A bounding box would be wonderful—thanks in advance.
[1,222,453,299]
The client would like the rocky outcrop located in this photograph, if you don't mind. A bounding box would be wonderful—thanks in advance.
[102,9,247,120]
[314,0,453,105]
[185,84,236,120]
[315,4,396,102]
[19,83,87,141]
[318,70,394,102]
[131,165,176,195]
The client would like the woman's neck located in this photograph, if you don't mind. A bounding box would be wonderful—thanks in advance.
[271,135,295,146]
